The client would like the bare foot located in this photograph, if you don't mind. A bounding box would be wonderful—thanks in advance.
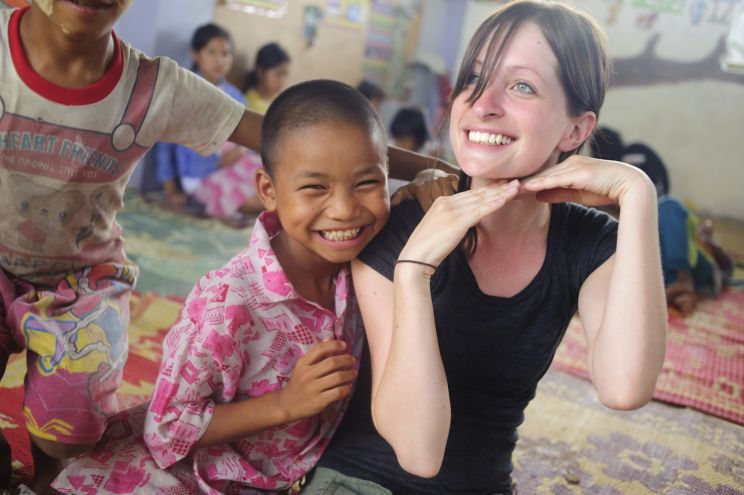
[670,291,696,315]
[666,271,697,315]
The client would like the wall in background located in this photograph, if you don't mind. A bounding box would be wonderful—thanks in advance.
[215,0,368,89]
[454,0,744,219]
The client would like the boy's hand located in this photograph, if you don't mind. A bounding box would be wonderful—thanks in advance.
[391,169,459,211]
[279,339,357,421]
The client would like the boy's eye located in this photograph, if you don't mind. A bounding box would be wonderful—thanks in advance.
[513,81,535,94]
[356,179,381,188]
[299,184,325,191]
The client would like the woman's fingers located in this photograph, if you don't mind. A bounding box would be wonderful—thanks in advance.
[521,156,643,206]
[399,180,519,266]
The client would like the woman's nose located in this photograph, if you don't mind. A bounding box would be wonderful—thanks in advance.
[471,84,505,120]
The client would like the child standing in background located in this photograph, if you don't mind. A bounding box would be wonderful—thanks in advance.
[244,42,291,114]
[53,79,390,494]
[156,23,263,218]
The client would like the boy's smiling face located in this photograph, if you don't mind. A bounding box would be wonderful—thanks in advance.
[33,0,134,40]
[256,121,390,267]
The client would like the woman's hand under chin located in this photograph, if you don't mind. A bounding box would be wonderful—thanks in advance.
[520,155,657,207]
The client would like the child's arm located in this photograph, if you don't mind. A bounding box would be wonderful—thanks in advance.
[386,144,459,181]
[522,156,667,409]
[227,109,262,155]
[226,109,458,181]
[195,339,356,448]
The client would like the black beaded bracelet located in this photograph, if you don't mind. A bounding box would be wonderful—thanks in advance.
[394,259,438,274]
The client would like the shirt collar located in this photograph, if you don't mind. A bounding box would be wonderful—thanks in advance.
[247,211,350,317]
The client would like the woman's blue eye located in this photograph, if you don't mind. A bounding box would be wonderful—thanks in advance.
[466,72,481,85]
[514,81,534,94]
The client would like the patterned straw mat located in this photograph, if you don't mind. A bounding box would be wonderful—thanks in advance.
[3,291,743,492]
[552,287,744,426]
[513,369,744,494]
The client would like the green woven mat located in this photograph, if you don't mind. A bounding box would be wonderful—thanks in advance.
[117,192,254,296]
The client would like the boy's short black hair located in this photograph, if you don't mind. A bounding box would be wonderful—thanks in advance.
[261,79,386,174]
[390,107,430,152]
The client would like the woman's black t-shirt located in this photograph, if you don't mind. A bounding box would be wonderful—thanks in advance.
[319,199,618,495]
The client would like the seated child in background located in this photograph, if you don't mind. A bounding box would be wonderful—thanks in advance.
[53,79,390,494]
[156,23,263,218]
[591,128,734,315]
[389,106,430,153]
[356,79,386,111]
[243,42,291,114]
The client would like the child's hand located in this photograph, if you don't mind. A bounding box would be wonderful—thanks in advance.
[398,180,519,269]
[279,339,357,421]
[521,155,656,207]
[390,169,459,211]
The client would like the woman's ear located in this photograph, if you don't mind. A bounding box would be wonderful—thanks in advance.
[558,111,597,152]
[254,168,278,211]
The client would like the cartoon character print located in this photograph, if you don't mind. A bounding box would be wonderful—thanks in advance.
[21,265,131,414]
[76,185,123,247]
[8,174,85,253]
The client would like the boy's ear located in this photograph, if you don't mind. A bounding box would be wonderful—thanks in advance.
[254,168,278,211]
[558,111,597,152]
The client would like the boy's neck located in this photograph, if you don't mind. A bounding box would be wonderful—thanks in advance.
[20,7,116,88]
[270,232,339,311]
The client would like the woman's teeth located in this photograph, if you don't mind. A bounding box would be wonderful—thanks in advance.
[320,228,361,241]
[468,131,512,146]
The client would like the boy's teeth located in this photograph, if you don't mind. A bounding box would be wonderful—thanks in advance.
[320,228,361,241]
[468,130,512,146]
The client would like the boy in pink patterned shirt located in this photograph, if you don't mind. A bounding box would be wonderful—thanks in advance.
[53,79,390,494]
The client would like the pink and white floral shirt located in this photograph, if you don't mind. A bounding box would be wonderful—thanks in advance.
[143,211,364,492]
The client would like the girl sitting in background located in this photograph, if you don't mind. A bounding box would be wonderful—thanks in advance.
[244,42,291,114]
[156,23,263,219]
[389,107,430,153]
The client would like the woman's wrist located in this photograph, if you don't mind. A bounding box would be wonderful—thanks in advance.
[617,172,657,208]
[394,258,437,280]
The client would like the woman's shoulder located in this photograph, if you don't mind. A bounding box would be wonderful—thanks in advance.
[357,199,424,276]
[376,198,425,241]
[553,202,617,232]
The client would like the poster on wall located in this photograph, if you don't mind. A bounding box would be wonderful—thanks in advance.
[362,0,420,96]
[225,0,288,19]
[324,0,369,31]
